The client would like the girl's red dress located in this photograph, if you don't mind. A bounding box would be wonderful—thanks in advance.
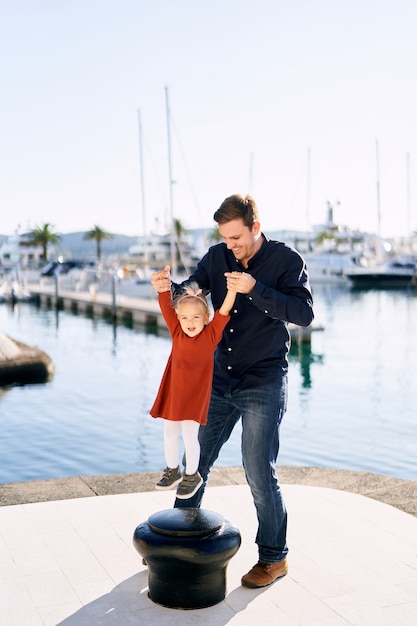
[150,290,230,425]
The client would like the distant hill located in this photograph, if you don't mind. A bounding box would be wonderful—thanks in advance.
[56,232,138,259]
[0,231,138,261]
[0,228,215,265]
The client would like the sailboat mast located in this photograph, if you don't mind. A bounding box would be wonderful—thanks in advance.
[375,139,382,241]
[165,86,177,274]
[137,109,149,266]
[248,151,254,195]
[306,145,311,232]
[406,151,411,239]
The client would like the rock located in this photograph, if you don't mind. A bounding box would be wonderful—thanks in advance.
[0,333,22,360]
[0,333,54,385]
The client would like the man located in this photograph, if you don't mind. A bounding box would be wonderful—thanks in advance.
[151,194,314,588]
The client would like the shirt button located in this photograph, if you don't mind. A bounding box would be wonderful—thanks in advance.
[264,309,268,313]
[248,296,253,301]
[227,365,232,370]
[229,328,234,333]
[228,347,232,351]
[233,308,238,314]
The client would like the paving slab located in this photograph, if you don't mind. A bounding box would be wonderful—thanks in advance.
[0,480,416,626]
[1,466,416,517]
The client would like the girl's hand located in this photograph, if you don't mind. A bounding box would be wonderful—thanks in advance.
[224,271,256,294]
[151,265,171,293]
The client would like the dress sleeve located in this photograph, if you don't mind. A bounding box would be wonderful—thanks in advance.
[158,291,179,336]
[209,311,230,344]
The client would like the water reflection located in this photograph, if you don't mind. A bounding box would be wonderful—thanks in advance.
[289,341,323,389]
[0,285,416,483]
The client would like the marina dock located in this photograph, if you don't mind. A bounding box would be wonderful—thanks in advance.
[28,281,322,343]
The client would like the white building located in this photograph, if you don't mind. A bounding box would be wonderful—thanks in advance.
[0,232,51,268]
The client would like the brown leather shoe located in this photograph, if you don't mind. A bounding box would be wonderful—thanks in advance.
[241,559,288,588]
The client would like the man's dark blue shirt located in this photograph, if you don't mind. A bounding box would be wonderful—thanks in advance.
[180,234,314,394]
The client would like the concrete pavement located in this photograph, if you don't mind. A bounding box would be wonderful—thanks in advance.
[1,467,417,625]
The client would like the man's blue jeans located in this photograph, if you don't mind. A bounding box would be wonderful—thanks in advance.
[174,376,289,564]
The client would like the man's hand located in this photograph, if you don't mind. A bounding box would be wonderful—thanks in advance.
[151,265,171,293]
[224,271,256,294]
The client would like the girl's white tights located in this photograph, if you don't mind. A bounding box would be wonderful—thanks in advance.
[163,420,200,475]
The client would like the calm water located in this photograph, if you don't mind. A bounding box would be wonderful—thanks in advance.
[0,284,416,484]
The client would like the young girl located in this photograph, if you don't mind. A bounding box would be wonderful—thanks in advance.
[150,267,237,499]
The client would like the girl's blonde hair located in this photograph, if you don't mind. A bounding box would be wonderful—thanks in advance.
[174,281,209,314]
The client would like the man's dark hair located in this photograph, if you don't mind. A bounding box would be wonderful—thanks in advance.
[213,194,260,228]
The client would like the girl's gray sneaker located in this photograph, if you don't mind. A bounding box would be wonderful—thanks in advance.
[155,466,182,490]
[176,471,203,499]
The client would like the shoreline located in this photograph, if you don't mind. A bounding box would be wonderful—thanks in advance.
[1,465,416,517]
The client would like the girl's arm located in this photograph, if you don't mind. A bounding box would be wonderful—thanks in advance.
[218,270,241,316]
[218,288,237,316]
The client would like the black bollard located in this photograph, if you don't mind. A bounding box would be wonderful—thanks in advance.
[133,508,241,610]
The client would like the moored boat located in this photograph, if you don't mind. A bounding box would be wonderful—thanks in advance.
[344,256,417,288]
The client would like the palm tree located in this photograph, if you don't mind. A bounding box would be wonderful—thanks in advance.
[173,218,192,273]
[24,223,60,262]
[211,226,222,243]
[83,226,113,261]
[315,230,335,246]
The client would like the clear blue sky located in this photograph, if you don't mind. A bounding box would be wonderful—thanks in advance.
[1,0,416,238]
